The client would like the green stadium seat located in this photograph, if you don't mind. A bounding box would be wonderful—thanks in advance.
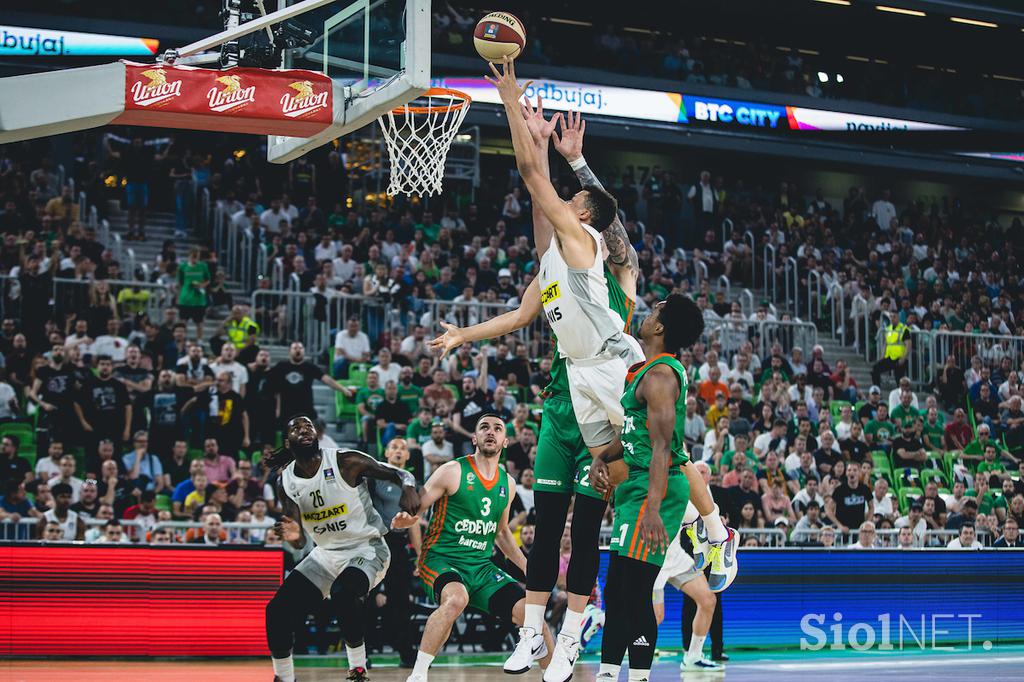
[898,486,923,515]
[920,467,947,487]
[154,494,172,512]
[348,363,370,387]
[829,401,852,420]
[188,448,204,461]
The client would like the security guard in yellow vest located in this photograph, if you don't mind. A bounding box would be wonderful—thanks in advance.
[871,311,910,386]
[214,304,260,355]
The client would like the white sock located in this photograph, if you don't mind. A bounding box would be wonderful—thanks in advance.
[597,663,621,679]
[703,504,728,544]
[682,501,700,526]
[560,608,584,641]
[346,643,367,669]
[686,633,708,661]
[413,650,434,678]
[524,603,546,634]
[271,655,295,682]
[627,668,650,682]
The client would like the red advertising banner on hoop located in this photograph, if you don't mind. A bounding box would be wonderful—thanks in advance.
[114,61,333,137]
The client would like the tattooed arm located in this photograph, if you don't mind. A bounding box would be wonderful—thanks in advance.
[553,111,639,297]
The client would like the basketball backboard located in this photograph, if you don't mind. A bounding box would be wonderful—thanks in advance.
[266,0,430,164]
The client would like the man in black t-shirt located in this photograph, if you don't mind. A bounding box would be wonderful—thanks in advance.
[207,372,249,458]
[375,381,412,447]
[828,461,873,532]
[75,356,131,456]
[28,345,80,447]
[114,345,153,433]
[176,344,215,447]
[270,341,349,426]
[147,370,186,456]
[839,422,870,464]
[451,375,493,455]
[246,350,277,448]
[891,424,927,470]
[106,136,166,240]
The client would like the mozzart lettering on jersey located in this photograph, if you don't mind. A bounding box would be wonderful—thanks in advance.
[435,77,963,133]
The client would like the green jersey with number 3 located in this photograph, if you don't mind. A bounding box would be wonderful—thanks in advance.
[421,456,512,563]
[621,354,690,469]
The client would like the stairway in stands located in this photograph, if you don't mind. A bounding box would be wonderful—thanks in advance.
[105,206,353,445]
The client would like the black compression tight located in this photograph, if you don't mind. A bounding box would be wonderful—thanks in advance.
[526,491,607,596]
[600,553,661,670]
[266,568,371,658]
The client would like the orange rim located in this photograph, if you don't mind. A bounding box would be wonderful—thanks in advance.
[390,87,472,115]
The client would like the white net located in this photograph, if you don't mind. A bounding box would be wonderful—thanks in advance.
[377,88,471,197]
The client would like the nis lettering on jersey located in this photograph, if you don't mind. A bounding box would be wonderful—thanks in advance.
[540,281,561,305]
[302,503,347,522]
[314,520,348,534]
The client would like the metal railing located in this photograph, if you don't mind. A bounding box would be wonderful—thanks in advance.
[52,277,173,322]
[739,288,754,318]
[716,274,731,303]
[783,256,798,311]
[762,243,777,302]
[702,317,817,360]
[827,282,845,345]
[806,268,823,322]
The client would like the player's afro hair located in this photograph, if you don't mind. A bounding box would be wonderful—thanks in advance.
[581,184,619,232]
[661,293,704,354]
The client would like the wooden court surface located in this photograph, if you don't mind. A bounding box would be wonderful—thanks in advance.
[4,653,1024,681]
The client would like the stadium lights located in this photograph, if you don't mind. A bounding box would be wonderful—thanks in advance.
[814,0,851,5]
[817,71,830,83]
[875,5,926,17]
[836,73,844,83]
[950,17,998,28]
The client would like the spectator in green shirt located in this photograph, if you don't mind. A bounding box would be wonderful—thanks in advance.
[969,473,1008,523]
[977,444,1009,481]
[865,403,895,451]
[406,409,434,451]
[396,366,424,415]
[416,211,441,243]
[890,390,920,431]
[921,408,945,452]
[962,423,1001,462]
[355,371,385,440]
[721,433,758,474]
[176,247,211,341]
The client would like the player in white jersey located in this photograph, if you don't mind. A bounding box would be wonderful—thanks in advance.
[652,505,725,673]
[485,57,634,461]
[263,416,419,682]
[40,482,84,541]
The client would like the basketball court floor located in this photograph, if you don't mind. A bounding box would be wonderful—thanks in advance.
[5,648,1024,682]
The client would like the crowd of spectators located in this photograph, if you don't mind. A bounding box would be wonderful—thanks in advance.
[2,105,1023,553]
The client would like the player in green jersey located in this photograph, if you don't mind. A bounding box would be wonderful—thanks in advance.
[591,294,735,682]
[392,414,554,682]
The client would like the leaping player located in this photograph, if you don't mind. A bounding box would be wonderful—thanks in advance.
[263,416,420,682]
[392,414,555,682]
[432,59,737,682]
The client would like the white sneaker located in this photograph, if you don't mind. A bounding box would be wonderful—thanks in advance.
[686,517,710,570]
[707,527,739,593]
[405,674,428,682]
[681,655,723,672]
[504,626,547,674]
[542,633,581,682]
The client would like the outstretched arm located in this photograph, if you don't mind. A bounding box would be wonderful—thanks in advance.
[428,279,542,357]
[486,58,594,266]
[521,97,559,259]
[344,450,420,514]
[553,110,639,291]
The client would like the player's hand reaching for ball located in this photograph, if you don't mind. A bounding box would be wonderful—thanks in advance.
[428,321,466,358]
[275,515,302,543]
[520,95,560,147]
[485,55,532,106]
[391,511,421,530]
[553,110,586,161]
[638,512,668,555]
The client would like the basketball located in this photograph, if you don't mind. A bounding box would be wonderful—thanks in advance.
[473,12,526,62]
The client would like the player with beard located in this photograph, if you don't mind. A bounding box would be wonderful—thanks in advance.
[393,415,554,682]
[263,416,419,682]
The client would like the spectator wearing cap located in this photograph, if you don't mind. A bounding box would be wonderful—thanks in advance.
[947,522,983,549]
[894,501,927,545]
[993,517,1023,547]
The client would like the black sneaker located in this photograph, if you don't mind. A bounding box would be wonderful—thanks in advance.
[348,667,370,682]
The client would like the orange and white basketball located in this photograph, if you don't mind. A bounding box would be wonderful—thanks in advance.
[473,12,526,62]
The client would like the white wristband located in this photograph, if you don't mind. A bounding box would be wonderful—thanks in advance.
[569,156,588,171]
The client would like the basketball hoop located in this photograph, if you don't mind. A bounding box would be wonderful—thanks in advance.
[377,87,471,197]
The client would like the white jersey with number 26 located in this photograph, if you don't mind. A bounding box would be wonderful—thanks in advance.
[281,448,387,551]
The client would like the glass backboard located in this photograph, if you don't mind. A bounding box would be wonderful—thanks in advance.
[267,0,429,164]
